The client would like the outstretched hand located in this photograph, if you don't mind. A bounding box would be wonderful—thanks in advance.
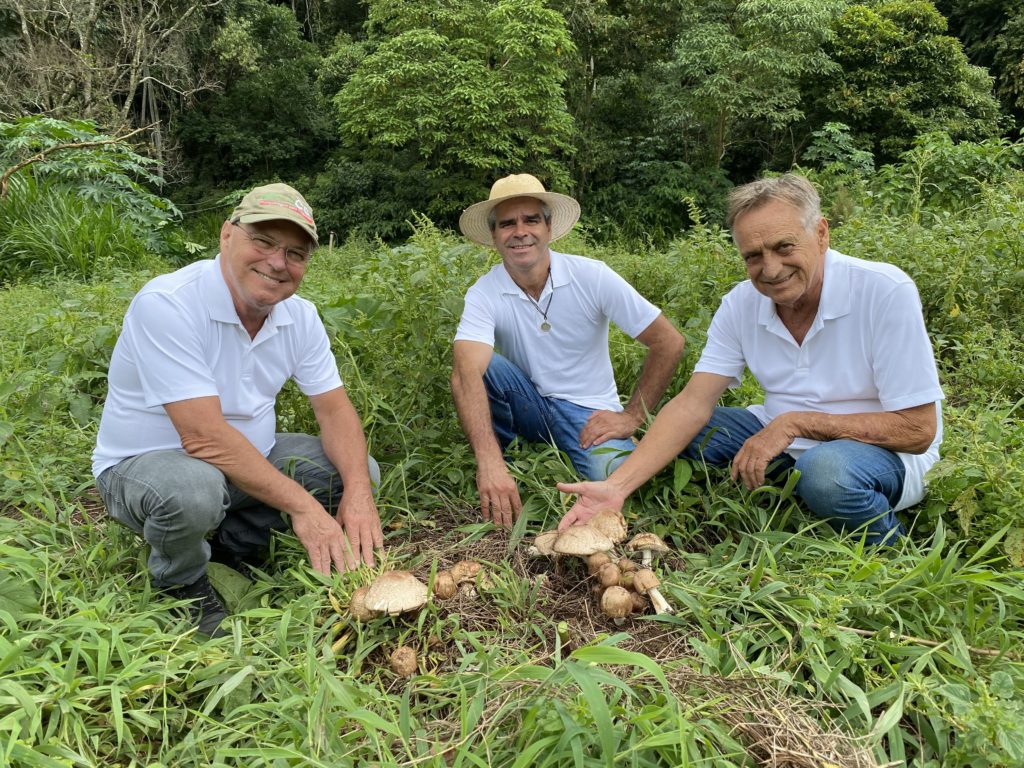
[555,480,626,531]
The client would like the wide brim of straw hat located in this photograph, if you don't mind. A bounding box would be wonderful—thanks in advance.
[459,174,581,247]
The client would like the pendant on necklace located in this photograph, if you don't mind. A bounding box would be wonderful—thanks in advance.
[540,321,551,332]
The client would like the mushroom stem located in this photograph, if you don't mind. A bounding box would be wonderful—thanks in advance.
[648,587,673,615]
[641,549,653,568]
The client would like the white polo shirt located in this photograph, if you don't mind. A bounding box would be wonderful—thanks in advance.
[455,250,661,411]
[694,249,944,511]
[92,256,342,477]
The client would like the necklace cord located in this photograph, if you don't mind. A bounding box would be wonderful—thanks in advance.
[519,269,554,327]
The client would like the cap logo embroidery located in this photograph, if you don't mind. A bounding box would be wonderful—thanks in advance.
[257,198,314,224]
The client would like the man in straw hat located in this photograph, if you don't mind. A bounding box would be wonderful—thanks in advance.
[452,173,685,527]
[93,183,383,637]
[557,173,943,545]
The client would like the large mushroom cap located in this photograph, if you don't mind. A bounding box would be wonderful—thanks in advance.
[364,571,429,615]
[588,508,628,544]
[553,525,614,556]
[531,530,560,557]
[626,532,670,554]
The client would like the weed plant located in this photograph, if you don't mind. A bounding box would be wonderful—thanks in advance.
[3,143,1024,766]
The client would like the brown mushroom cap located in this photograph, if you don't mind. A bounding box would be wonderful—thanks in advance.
[626,532,670,554]
[632,568,661,595]
[586,551,613,576]
[390,645,418,677]
[553,525,614,556]
[597,562,622,588]
[588,508,628,544]
[349,585,379,621]
[531,530,560,556]
[619,570,635,590]
[450,560,482,584]
[364,571,429,615]
[433,571,457,600]
[618,558,638,573]
[601,586,632,620]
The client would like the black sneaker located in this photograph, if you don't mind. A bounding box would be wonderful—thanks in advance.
[166,574,229,638]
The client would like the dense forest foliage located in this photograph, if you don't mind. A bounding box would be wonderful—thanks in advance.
[3,2,1024,767]
[3,0,1022,240]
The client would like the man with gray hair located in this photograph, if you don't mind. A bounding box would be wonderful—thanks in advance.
[558,173,944,545]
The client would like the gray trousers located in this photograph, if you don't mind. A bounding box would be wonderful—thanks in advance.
[95,433,380,588]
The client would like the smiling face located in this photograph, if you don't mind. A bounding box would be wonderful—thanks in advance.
[219,218,311,332]
[491,197,552,284]
[733,199,829,312]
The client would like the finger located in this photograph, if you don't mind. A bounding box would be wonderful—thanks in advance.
[557,509,580,531]
[311,546,329,576]
[556,481,586,495]
[372,518,385,549]
[339,532,360,573]
[327,537,347,574]
[510,493,523,522]
[480,497,492,521]
[496,497,513,528]
[361,532,376,568]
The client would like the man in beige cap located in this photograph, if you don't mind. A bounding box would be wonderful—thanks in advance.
[452,174,685,527]
[93,183,383,637]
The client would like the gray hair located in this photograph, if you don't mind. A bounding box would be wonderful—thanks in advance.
[487,200,553,231]
[725,174,822,235]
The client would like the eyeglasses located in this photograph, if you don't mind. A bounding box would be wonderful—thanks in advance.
[231,222,311,266]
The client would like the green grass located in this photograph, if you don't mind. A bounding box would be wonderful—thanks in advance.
[3,165,1024,766]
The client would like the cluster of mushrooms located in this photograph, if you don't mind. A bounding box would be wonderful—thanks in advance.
[346,560,484,677]
[528,508,673,625]
[341,510,671,676]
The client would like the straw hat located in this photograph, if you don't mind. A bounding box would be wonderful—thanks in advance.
[459,174,580,247]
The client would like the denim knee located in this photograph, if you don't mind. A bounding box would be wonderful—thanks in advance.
[582,441,634,480]
[793,441,905,542]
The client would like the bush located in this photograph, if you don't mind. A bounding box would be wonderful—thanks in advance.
[0,116,190,281]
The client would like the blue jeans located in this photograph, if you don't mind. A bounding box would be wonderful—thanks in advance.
[684,407,906,544]
[96,433,380,587]
[483,353,636,480]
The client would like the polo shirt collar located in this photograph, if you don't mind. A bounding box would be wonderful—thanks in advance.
[756,248,849,329]
[204,255,296,335]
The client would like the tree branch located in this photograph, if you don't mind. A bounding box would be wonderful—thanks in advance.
[0,124,151,199]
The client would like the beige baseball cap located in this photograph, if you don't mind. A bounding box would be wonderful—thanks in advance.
[231,183,318,244]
